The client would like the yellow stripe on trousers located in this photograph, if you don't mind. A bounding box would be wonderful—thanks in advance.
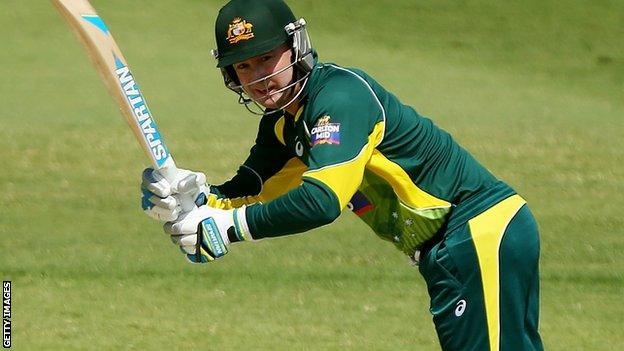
[468,194,526,351]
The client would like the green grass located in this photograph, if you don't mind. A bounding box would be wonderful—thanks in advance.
[1,0,622,349]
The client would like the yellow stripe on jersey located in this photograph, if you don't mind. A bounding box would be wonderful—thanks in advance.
[367,151,452,210]
[258,157,307,202]
[303,122,385,209]
[294,105,305,122]
[274,106,304,147]
[274,116,286,146]
[468,194,526,351]
[206,193,255,210]
[206,157,307,209]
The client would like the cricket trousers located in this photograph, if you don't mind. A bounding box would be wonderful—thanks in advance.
[419,195,544,351]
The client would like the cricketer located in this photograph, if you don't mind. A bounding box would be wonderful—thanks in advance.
[140,1,544,349]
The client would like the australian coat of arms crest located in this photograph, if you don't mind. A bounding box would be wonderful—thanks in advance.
[227,17,254,44]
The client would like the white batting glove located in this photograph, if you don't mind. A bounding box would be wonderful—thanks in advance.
[141,167,209,222]
[164,205,252,263]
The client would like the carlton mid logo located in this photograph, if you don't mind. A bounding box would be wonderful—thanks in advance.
[227,17,254,44]
[311,115,341,146]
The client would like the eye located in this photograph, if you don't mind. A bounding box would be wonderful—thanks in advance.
[261,55,273,62]
[235,63,249,71]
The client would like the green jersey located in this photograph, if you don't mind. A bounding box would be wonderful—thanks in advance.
[211,62,515,256]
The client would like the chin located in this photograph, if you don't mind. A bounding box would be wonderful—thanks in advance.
[257,99,277,109]
[257,95,283,109]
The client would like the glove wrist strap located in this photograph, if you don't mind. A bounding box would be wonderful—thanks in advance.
[231,207,252,242]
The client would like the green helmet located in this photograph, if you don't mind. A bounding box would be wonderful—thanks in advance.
[214,0,296,68]
[212,0,315,114]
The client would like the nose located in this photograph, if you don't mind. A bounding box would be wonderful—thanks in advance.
[244,61,268,82]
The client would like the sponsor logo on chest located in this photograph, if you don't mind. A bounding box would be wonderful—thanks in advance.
[311,115,340,146]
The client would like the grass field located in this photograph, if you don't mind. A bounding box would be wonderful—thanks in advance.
[1,0,623,349]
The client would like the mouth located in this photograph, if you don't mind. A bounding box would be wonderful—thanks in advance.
[254,86,279,100]
[255,88,270,96]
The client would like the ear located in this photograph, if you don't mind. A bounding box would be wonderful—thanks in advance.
[223,66,241,86]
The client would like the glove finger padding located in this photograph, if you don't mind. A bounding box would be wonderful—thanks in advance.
[142,167,207,201]
[173,172,207,195]
[142,188,181,222]
[171,235,209,264]
[141,167,210,224]
[164,212,202,235]
[144,205,181,222]
[171,234,199,255]
[147,194,178,210]
[170,231,226,264]
[142,167,172,198]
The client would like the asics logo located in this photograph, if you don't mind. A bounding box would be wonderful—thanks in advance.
[295,138,304,157]
[455,299,467,317]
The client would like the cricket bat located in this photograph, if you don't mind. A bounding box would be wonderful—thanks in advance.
[52,0,196,212]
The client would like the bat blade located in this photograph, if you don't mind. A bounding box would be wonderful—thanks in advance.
[52,0,196,212]
[51,0,177,179]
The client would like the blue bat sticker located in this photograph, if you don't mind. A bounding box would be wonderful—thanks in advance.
[114,56,169,167]
[81,15,109,35]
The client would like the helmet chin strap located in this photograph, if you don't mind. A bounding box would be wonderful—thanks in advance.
[237,70,310,116]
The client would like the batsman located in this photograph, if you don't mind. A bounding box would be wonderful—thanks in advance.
[141,1,544,349]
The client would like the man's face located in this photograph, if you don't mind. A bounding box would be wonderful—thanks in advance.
[232,44,295,110]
